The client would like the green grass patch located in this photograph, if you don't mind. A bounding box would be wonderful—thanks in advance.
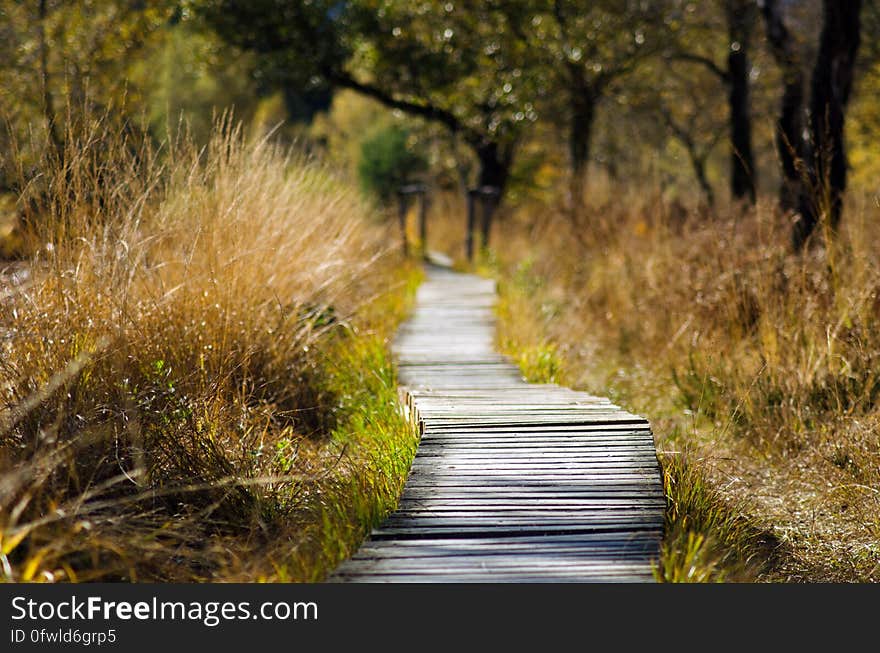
[511,342,564,384]
[273,329,421,581]
[654,452,783,582]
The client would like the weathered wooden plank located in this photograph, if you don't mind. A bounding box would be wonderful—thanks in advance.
[332,574,654,583]
[421,424,654,433]
[396,498,667,508]
[400,491,666,500]
[409,467,661,476]
[410,449,660,459]
[413,449,657,469]
[370,523,664,539]
[355,530,659,547]
[400,479,663,489]
[415,438,656,446]
[405,471,661,480]
[421,422,650,433]
[353,539,659,558]
[414,446,658,454]
[337,557,654,570]
[337,553,656,567]
[387,511,665,521]
[331,574,654,583]
[380,510,664,524]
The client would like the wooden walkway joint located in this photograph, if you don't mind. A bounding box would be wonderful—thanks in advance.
[331,264,665,582]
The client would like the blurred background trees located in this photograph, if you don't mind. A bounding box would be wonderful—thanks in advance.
[0,0,876,251]
[357,124,427,203]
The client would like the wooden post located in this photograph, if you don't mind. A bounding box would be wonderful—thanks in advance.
[397,191,409,256]
[418,191,428,258]
[398,183,428,258]
[466,186,500,260]
[466,189,477,262]
[479,191,492,251]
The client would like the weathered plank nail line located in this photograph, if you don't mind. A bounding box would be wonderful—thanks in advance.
[329,263,665,583]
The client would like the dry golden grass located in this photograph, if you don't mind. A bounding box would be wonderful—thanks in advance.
[430,183,880,582]
[0,117,419,582]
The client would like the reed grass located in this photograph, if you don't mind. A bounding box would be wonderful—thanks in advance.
[0,116,420,582]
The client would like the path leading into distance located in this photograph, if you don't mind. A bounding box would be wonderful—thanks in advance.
[331,264,665,582]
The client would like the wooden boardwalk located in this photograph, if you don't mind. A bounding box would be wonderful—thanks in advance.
[330,264,665,582]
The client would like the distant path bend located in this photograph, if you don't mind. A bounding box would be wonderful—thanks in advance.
[331,264,665,582]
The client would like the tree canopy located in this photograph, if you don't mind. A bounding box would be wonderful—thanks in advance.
[0,0,875,245]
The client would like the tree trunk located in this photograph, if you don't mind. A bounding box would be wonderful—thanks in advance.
[761,0,806,212]
[563,60,600,211]
[691,154,715,208]
[660,108,715,208]
[38,0,64,162]
[727,0,756,204]
[777,73,807,210]
[475,140,511,194]
[569,88,597,208]
[473,140,513,250]
[793,0,862,248]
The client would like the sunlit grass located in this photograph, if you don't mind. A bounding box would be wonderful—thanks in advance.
[654,451,782,582]
[0,116,420,582]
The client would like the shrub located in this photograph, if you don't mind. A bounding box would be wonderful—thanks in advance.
[357,124,426,204]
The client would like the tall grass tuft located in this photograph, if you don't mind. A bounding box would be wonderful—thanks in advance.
[0,116,418,582]
[655,451,782,582]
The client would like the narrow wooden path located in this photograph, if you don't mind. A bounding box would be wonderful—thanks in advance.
[331,264,665,582]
